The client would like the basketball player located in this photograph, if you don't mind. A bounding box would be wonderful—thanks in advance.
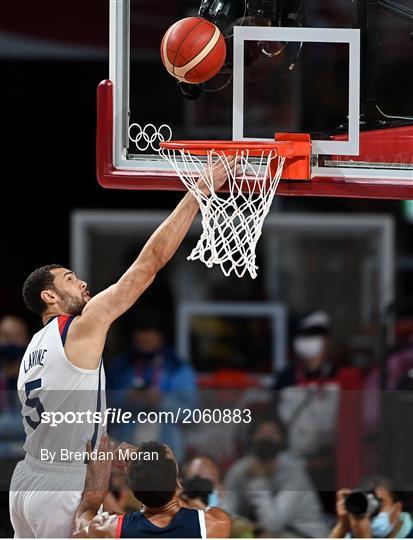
[72,435,231,538]
[9,159,233,538]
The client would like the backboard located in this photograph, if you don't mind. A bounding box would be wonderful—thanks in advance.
[97,0,413,198]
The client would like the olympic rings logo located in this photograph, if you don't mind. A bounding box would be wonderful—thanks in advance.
[128,123,173,153]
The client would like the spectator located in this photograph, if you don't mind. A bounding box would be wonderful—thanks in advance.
[182,475,215,509]
[330,475,413,538]
[107,323,197,461]
[275,311,363,498]
[183,455,224,509]
[183,456,255,538]
[222,416,328,537]
[276,310,351,390]
[0,315,28,456]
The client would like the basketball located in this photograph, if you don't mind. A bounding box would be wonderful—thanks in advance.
[160,17,227,84]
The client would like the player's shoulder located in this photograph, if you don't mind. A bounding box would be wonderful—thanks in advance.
[205,506,230,521]
[23,319,58,351]
[205,507,231,538]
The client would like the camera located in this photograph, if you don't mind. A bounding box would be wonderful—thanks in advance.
[178,0,306,99]
[345,491,382,518]
[198,0,303,33]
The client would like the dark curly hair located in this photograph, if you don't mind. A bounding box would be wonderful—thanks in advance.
[127,442,178,508]
[22,264,63,316]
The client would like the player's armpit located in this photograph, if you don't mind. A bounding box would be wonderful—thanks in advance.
[205,507,232,538]
[73,513,119,538]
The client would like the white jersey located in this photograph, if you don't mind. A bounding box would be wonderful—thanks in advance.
[17,315,106,465]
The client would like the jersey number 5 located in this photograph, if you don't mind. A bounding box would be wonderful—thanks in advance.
[25,379,45,430]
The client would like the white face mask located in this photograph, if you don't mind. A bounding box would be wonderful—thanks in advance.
[293,336,325,361]
[371,509,395,538]
[208,490,221,508]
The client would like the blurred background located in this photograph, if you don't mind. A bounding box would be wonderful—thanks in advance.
[1,0,413,537]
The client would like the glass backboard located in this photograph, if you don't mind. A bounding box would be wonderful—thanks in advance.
[97,0,413,198]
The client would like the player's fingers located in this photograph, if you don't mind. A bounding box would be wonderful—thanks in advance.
[114,442,126,457]
[99,432,109,452]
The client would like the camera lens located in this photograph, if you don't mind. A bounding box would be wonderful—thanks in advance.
[345,492,369,516]
[345,491,381,517]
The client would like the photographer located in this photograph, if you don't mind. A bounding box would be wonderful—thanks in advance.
[330,476,413,538]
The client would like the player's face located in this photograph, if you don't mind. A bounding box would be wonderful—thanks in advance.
[51,268,91,316]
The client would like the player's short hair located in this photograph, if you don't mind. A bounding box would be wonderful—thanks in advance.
[22,264,63,316]
[127,441,178,508]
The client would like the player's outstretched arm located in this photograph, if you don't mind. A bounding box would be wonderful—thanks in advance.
[65,158,233,369]
[79,157,233,329]
[73,435,119,538]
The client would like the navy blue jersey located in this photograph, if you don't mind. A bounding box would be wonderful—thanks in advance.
[116,508,207,538]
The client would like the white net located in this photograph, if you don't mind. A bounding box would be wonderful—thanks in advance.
[161,147,285,279]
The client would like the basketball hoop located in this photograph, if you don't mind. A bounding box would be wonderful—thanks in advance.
[160,135,311,278]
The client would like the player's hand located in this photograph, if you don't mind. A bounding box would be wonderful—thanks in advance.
[197,155,237,196]
[83,433,114,510]
[113,441,140,472]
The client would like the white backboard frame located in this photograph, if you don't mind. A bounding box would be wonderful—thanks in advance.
[233,26,361,156]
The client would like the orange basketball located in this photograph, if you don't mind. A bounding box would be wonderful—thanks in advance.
[160,17,227,84]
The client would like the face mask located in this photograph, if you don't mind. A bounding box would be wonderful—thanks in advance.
[251,439,281,463]
[208,490,221,508]
[293,336,325,361]
[371,510,395,538]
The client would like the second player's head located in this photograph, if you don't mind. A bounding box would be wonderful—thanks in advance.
[127,441,180,509]
[22,264,91,318]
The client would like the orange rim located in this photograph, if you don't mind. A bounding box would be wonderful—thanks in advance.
[160,140,302,158]
[160,134,312,180]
